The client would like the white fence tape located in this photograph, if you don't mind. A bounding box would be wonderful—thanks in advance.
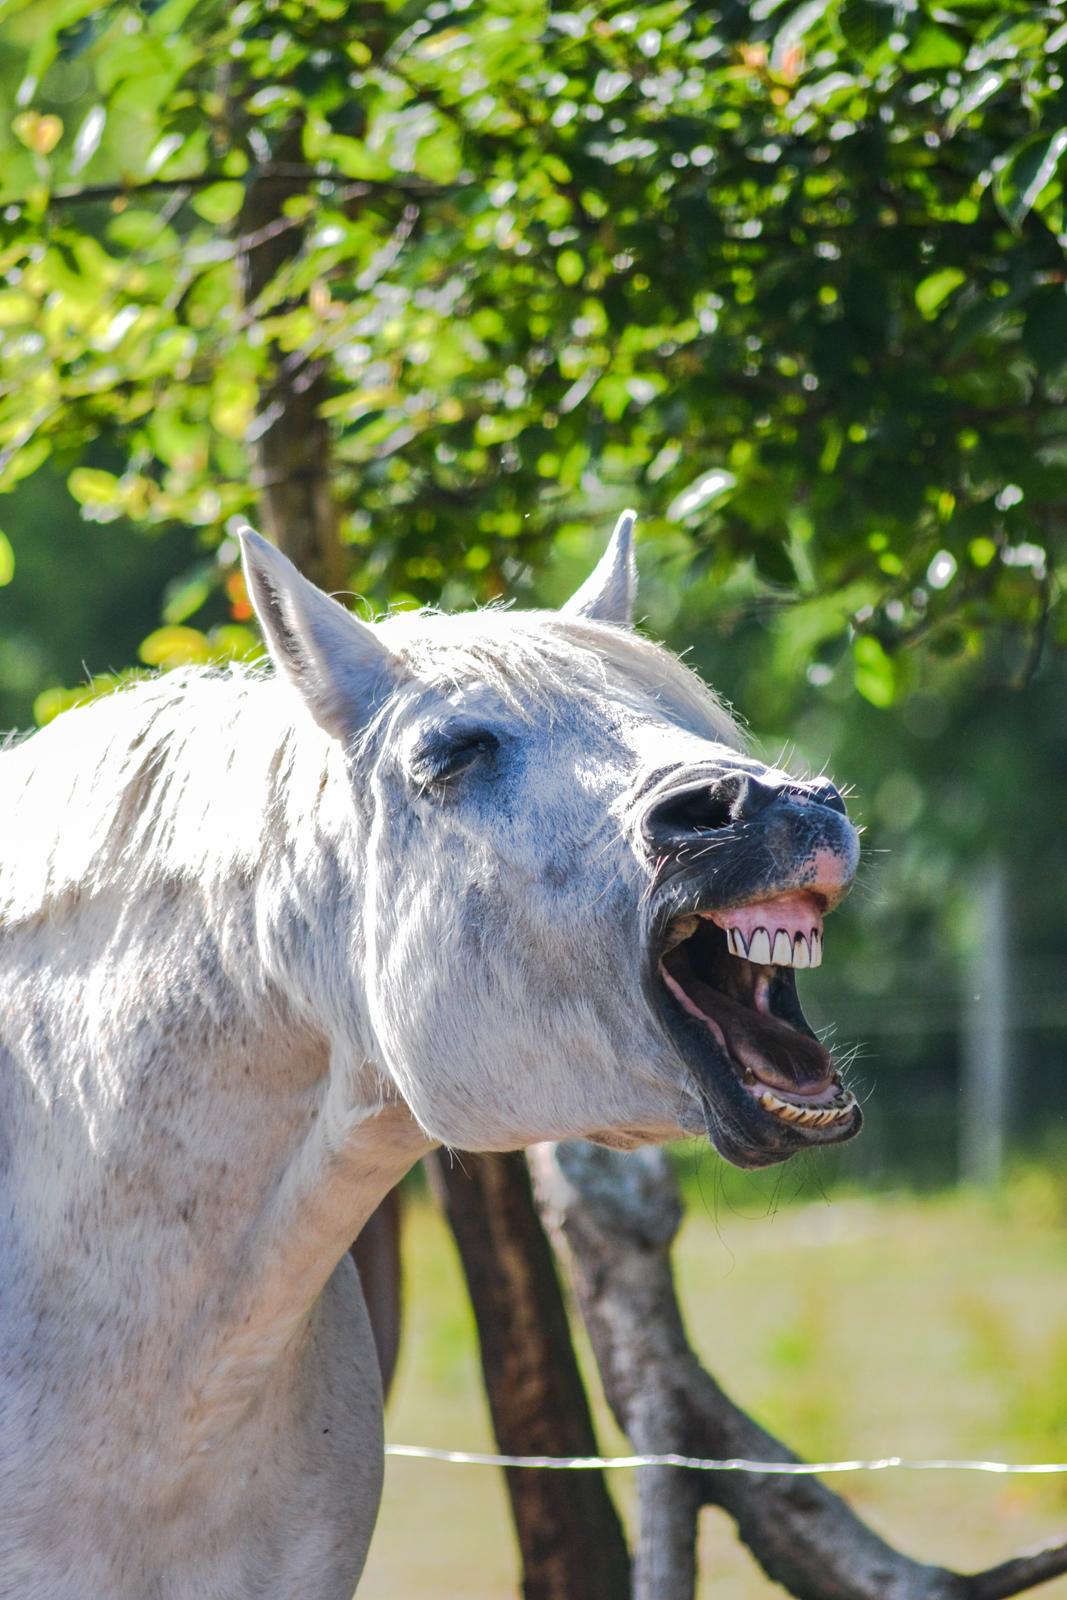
[386,1444,1067,1475]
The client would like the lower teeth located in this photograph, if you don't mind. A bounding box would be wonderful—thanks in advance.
[754,1086,855,1126]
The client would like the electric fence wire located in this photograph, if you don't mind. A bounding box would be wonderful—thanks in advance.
[385,1444,1067,1475]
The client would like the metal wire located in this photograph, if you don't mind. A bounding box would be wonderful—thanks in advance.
[385,1444,1067,1475]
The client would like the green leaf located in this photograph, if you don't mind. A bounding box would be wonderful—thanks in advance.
[211,371,256,439]
[557,250,584,285]
[904,26,964,70]
[139,626,212,668]
[946,70,1003,135]
[774,582,879,675]
[303,120,394,180]
[414,127,462,183]
[140,328,197,379]
[108,210,177,251]
[0,291,35,327]
[68,468,122,506]
[775,0,834,54]
[145,133,186,177]
[34,687,80,727]
[994,130,1067,232]
[838,0,894,59]
[191,182,244,224]
[209,624,260,660]
[0,530,14,586]
[162,569,213,624]
[0,437,50,491]
[915,268,966,319]
[246,86,302,117]
[853,635,896,708]
[70,104,106,175]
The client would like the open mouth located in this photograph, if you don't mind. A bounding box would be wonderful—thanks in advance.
[656,890,859,1148]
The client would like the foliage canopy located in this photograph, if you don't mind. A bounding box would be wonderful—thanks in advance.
[0,0,1064,719]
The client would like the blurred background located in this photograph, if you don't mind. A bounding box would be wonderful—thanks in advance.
[0,0,1064,1592]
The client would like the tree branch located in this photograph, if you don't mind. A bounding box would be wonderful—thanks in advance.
[962,1542,1067,1600]
[6,164,464,213]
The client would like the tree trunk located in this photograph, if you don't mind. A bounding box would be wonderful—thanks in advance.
[349,1186,402,1398]
[428,1150,631,1600]
[237,130,346,592]
[235,117,403,1395]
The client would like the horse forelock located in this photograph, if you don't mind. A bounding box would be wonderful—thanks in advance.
[369,606,743,744]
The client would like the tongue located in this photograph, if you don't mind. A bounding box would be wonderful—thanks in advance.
[684,970,833,1097]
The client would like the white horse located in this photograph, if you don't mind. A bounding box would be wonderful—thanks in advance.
[0,515,860,1598]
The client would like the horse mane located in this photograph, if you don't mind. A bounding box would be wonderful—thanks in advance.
[0,607,739,926]
[0,665,323,926]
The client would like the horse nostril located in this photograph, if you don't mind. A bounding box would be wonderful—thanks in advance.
[644,785,734,844]
[643,770,753,844]
[670,791,733,832]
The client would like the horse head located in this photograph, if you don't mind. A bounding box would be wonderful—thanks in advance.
[240,516,861,1169]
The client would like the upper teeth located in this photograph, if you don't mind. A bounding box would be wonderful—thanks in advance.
[727,926,822,968]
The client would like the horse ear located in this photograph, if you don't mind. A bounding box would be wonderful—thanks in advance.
[237,524,400,740]
[560,509,637,626]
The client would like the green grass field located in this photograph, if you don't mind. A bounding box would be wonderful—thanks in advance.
[358,1159,1067,1599]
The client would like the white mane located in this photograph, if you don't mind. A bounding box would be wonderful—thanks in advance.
[0,664,323,925]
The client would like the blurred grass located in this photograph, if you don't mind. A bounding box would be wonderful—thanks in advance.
[359,1159,1067,1600]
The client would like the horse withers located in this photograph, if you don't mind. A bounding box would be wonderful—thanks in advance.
[0,514,860,1598]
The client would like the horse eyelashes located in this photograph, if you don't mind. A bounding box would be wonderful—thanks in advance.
[438,737,496,778]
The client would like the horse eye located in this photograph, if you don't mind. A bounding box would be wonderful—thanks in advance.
[440,732,499,775]
[418,730,500,786]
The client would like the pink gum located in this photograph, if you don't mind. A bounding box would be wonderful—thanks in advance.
[708,891,824,939]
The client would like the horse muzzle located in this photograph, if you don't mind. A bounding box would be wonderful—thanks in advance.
[640,762,862,1168]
